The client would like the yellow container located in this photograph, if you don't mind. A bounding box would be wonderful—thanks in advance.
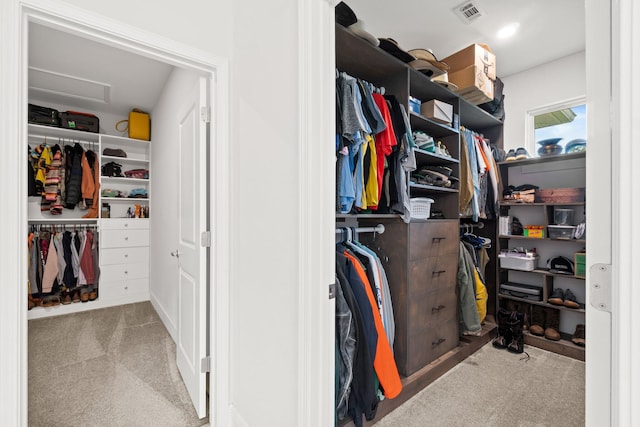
[128,110,150,141]
[524,225,545,238]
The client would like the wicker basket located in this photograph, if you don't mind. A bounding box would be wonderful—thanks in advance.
[410,197,434,220]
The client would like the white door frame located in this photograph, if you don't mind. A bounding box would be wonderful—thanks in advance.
[0,1,231,425]
[602,0,640,425]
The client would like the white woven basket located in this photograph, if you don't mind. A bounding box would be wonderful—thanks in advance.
[410,197,434,220]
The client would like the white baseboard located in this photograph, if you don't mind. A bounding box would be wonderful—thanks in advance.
[150,291,177,342]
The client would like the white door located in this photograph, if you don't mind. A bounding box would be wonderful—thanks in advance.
[176,76,209,418]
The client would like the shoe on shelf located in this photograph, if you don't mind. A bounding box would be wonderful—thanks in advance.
[572,324,586,346]
[529,305,546,336]
[544,308,561,341]
[548,287,565,306]
[505,149,517,161]
[563,288,580,309]
[515,147,530,160]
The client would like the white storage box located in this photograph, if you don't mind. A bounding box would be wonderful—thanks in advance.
[498,253,539,271]
[410,197,434,220]
[420,100,453,125]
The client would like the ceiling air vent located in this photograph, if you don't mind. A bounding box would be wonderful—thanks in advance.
[453,1,484,24]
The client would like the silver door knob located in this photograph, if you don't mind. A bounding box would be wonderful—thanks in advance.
[170,249,180,258]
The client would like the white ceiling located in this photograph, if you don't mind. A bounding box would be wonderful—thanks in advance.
[28,23,174,114]
[344,0,585,77]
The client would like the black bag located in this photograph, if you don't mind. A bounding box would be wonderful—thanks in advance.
[102,161,123,177]
[479,77,505,119]
[28,104,60,127]
[59,111,100,133]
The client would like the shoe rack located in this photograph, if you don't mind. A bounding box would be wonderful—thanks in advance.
[496,152,586,361]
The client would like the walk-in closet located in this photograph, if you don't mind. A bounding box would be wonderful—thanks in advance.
[24,14,213,423]
[334,1,587,425]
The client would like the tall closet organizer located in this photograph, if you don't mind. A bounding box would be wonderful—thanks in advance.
[27,124,151,319]
[335,20,504,426]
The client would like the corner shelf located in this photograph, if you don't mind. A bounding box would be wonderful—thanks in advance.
[523,331,585,362]
[413,148,460,165]
[409,111,458,138]
[409,182,459,193]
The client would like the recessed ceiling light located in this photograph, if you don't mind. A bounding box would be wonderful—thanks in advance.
[497,23,520,39]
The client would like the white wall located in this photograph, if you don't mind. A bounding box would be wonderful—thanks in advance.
[227,1,302,425]
[502,51,586,151]
[149,67,200,341]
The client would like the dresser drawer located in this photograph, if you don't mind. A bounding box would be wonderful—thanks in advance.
[101,247,149,266]
[405,319,458,374]
[101,229,149,248]
[100,278,148,300]
[409,286,457,331]
[100,262,148,282]
[408,256,457,297]
[100,218,149,230]
[409,220,458,260]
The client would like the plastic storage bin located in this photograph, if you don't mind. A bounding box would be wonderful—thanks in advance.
[410,197,434,220]
[548,225,576,239]
[554,208,575,225]
[498,253,539,271]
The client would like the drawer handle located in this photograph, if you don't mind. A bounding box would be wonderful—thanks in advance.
[432,270,446,276]
[432,304,446,312]
[432,237,446,242]
[432,338,446,347]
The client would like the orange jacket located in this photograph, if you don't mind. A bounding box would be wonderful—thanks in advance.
[80,152,95,201]
[344,250,403,399]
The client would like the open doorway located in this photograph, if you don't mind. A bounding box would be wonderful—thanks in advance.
[18,4,226,424]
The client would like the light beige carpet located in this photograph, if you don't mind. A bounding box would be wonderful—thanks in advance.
[28,302,207,427]
[374,343,585,427]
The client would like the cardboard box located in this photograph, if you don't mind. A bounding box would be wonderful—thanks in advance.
[443,43,496,80]
[420,99,453,125]
[535,188,585,203]
[449,65,493,104]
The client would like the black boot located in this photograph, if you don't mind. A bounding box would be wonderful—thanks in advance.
[492,308,513,349]
[507,310,525,354]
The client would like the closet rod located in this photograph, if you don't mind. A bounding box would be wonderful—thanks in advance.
[460,222,484,229]
[335,224,385,235]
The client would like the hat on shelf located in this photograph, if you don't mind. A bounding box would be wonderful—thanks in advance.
[378,38,415,63]
[408,48,449,77]
[547,256,575,275]
[334,2,379,46]
[348,20,379,46]
[335,1,357,27]
[432,72,458,90]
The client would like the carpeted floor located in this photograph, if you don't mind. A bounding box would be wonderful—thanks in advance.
[373,343,585,427]
[28,302,207,427]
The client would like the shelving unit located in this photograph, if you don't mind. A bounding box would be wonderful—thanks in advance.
[27,122,151,320]
[336,22,504,427]
[497,153,586,360]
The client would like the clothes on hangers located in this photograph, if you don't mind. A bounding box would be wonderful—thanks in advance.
[459,129,501,220]
[334,229,402,426]
[336,71,414,219]
[27,226,100,306]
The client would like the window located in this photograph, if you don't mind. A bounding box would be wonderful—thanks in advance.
[526,97,587,157]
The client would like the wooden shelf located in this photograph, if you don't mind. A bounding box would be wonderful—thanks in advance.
[501,267,585,281]
[101,155,149,165]
[28,218,98,224]
[409,111,458,138]
[409,182,459,193]
[499,201,585,207]
[459,97,504,130]
[101,197,149,202]
[413,148,459,165]
[335,213,401,219]
[499,235,586,244]
[497,293,586,313]
[498,151,585,167]
[523,331,585,361]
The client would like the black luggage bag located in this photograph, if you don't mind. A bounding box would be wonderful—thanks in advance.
[28,103,60,127]
[59,111,100,133]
